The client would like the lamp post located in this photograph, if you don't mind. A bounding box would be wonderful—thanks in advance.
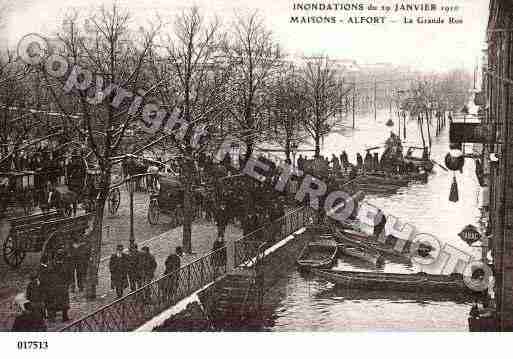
[291,141,298,172]
[126,161,137,250]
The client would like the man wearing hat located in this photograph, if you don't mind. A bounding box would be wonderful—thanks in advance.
[139,246,157,285]
[45,249,71,322]
[109,245,129,299]
[26,272,45,319]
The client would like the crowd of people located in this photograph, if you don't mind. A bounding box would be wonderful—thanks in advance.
[0,147,99,217]
[9,133,416,332]
[293,132,423,179]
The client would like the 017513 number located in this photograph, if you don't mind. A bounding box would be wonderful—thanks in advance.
[17,341,48,350]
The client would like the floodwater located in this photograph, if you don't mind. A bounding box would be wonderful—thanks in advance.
[265,108,482,331]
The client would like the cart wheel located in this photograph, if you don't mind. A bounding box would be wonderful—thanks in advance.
[148,199,159,225]
[41,230,65,265]
[3,235,26,268]
[108,188,121,216]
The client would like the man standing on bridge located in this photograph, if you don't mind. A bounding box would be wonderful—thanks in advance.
[109,245,129,299]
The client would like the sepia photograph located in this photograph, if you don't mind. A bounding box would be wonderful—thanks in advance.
[0,0,509,349]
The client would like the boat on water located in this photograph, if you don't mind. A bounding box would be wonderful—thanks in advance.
[358,171,428,185]
[404,146,434,172]
[331,225,416,264]
[355,183,401,194]
[296,238,338,270]
[338,244,384,266]
[311,269,480,295]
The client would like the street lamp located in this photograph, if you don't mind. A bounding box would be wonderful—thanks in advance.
[126,165,137,250]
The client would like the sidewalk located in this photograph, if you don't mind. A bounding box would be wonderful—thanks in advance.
[0,190,243,331]
[49,221,242,331]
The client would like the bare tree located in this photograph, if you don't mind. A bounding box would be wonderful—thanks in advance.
[147,6,232,253]
[226,11,282,160]
[301,56,351,158]
[0,50,38,168]
[267,63,308,162]
[40,4,161,299]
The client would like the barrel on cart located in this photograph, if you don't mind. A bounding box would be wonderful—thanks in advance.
[1,211,93,268]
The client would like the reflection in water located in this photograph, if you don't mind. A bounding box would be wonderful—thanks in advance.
[265,111,480,331]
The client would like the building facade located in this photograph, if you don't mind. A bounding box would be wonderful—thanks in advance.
[485,0,513,331]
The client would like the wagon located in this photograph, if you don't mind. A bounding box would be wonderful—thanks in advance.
[1,211,93,268]
[147,174,206,226]
[0,171,36,216]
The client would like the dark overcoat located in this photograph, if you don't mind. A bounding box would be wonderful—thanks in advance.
[109,253,129,289]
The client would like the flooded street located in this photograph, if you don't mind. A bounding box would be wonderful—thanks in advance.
[265,110,481,331]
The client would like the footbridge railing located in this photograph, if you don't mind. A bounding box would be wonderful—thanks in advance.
[60,206,315,332]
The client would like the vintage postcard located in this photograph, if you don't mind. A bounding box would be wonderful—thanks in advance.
[0,0,506,346]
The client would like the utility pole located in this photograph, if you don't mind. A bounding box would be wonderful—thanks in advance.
[352,81,356,129]
[374,78,377,121]
[403,112,406,139]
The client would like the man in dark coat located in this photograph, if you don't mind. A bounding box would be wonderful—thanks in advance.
[67,154,86,195]
[69,237,90,292]
[162,247,182,300]
[45,250,71,322]
[356,153,363,169]
[373,153,380,170]
[127,244,141,292]
[211,238,227,275]
[214,204,229,241]
[164,247,182,275]
[139,246,157,285]
[109,245,129,299]
[12,301,47,332]
[297,154,304,171]
[26,272,45,319]
[364,151,373,172]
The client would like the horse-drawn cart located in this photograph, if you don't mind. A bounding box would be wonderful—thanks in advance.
[55,161,121,216]
[1,211,93,268]
[147,174,206,226]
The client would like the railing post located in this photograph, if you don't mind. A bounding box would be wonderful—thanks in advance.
[201,258,205,285]
[187,265,191,294]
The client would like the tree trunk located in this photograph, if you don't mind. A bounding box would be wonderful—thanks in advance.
[245,138,254,162]
[182,159,194,254]
[418,115,426,150]
[85,171,110,300]
[285,140,291,163]
[314,133,321,158]
[425,110,432,148]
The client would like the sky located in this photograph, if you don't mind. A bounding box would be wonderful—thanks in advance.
[1,0,490,72]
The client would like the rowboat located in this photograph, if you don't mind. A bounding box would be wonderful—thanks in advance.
[331,226,411,264]
[338,244,383,266]
[355,183,401,194]
[356,174,409,186]
[311,269,478,295]
[358,171,429,185]
[296,239,338,270]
